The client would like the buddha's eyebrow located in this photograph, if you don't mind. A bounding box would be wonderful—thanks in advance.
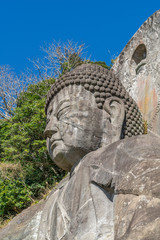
[55,99,70,115]
[47,105,53,115]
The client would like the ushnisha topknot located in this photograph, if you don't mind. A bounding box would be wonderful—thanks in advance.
[45,63,144,138]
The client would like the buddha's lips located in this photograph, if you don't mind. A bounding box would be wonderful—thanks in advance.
[51,139,62,151]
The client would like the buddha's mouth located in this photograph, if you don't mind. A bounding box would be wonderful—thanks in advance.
[51,140,62,151]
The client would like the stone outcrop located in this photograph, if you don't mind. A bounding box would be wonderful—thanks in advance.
[112,10,160,135]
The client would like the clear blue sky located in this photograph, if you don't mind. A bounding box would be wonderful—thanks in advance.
[0,0,159,74]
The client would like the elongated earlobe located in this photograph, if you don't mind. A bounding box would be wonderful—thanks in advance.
[104,97,125,142]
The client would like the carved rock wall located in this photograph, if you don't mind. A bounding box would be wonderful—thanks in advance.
[112,10,160,134]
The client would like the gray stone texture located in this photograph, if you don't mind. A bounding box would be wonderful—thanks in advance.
[112,10,160,135]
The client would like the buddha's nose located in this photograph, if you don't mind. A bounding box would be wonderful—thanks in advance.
[44,127,58,139]
[44,119,59,139]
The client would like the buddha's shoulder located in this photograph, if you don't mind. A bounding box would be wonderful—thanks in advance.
[81,132,160,168]
[112,132,160,159]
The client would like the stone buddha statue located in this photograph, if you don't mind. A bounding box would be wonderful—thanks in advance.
[44,63,144,172]
[0,64,159,240]
[38,64,160,240]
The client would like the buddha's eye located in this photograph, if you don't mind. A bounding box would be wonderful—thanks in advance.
[57,106,70,120]
[46,118,50,124]
[47,108,52,117]
[46,108,53,124]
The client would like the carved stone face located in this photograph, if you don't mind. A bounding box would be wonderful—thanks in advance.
[44,85,113,171]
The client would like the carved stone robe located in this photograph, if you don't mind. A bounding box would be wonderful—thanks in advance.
[37,133,160,240]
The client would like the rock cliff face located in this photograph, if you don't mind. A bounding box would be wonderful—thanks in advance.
[112,10,160,135]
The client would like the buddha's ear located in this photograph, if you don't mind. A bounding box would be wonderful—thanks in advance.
[104,97,125,141]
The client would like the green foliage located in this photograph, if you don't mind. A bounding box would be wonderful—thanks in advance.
[87,60,112,70]
[0,178,31,217]
[93,61,110,69]
[0,78,65,219]
[60,53,83,75]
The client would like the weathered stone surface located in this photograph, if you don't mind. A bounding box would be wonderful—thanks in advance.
[112,10,160,135]
[115,194,160,240]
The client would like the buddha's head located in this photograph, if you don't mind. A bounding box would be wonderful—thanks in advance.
[44,64,144,171]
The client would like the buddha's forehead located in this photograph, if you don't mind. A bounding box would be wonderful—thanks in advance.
[47,85,97,114]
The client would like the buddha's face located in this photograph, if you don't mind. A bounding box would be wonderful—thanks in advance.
[44,85,114,171]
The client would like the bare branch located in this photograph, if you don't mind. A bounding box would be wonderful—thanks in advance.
[0,66,28,119]
[0,41,88,119]
[30,40,88,81]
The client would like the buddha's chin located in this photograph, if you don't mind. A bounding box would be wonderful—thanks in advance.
[51,146,74,171]
[52,146,88,171]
